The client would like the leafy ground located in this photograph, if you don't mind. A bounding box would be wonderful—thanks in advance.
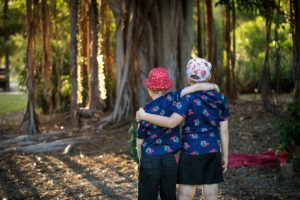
[0,95,299,200]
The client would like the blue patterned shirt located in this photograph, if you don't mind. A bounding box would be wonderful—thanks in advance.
[174,90,229,155]
[137,91,182,156]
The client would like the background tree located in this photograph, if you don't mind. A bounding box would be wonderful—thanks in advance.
[223,0,238,100]
[260,0,275,112]
[41,0,52,113]
[89,0,103,110]
[20,0,39,135]
[3,0,9,92]
[1,0,296,127]
[69,0,79,125]
[274,0,282,93]
[205,0,217,81]
[292,0,300,102]
[196,0,204,58]
[78,0,89,107]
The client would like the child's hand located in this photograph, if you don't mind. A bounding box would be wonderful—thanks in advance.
[136,108,146,122]
[214,84,220,92]
[222,156,228,173]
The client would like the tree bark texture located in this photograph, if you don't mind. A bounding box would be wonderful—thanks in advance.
[100,0,134,125]
[205,0,217,82]
[89,0,103,110]
[4,0,10,92]
[224,4,231,98]
[79,0,89,107]
[260,1,274,112]
[224,0,237,100]
[197,0,203,58]
[69,0,79,126]
[41,0,53,113]
[20,0,39,135]
[52,2,62,111]
[230,0,238,100]
[103,0,116,111]
[275,0,281,93]
[179,0,194,87]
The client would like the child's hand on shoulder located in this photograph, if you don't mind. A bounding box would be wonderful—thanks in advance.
[214,84,220,92]
[136,108,146,122]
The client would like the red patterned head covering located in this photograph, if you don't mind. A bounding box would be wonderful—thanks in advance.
[143,67,173,91]
[186,57,212,82]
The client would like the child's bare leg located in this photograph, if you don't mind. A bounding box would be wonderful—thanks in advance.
[202,184,218,200]
[179,184,196,200]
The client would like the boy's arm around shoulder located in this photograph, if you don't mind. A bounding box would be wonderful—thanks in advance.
[180,83,220,97]
[136,108,184,129]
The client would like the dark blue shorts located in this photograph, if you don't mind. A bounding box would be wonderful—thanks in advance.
[177,152,223,185]
[138,154,177,200]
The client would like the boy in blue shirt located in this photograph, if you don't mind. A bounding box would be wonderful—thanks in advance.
[137,58,229,200]
[137,67,218,200]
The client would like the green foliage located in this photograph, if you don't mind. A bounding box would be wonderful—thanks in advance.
[59,75,71,112]
[0,1,24,36]
[235,16,293,93]
[235,17,265,92]
[128,120,139,164]
[277,102,300,150]
[216,0,277,16]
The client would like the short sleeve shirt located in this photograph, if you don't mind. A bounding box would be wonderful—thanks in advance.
[137,91,182,156]
[174,90,229,155]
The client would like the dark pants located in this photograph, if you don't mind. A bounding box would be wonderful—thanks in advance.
[138,154,177,200]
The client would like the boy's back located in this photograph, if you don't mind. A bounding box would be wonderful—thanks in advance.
[175,90,229,155]
[137,91,182,156]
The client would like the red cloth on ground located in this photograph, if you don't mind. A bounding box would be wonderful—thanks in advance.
[228,150,288,168]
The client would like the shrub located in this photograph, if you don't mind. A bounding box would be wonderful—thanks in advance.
[128,120,139,164]
[278,102,300,150]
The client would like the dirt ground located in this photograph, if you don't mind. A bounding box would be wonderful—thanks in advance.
[0,96,299,200]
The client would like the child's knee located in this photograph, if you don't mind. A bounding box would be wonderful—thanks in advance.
[203,184,218,200]
[179,185,196,200]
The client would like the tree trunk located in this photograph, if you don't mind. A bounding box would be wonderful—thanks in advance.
[69,0,79,126]
[89,0,103,110]
[225,0,238,100]
[20,0,39,135]
[52,1,62,111]
[103,0,115,111]
[134,1,155,107]
[79,0,89,107]
[3,0,9,92]
[293,0,300,102]
[100,0,135,125]
[41,0,53,113]
[275,0,281,93]
[179,0,194,87]
[231,0,238,99]
[224,3,232,98]
[159,0,181,88]
[100,0,194,125]
[197,0,203,58]
[261,1,274,112]
[205,0,217,82]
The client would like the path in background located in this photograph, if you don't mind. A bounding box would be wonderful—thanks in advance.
[0,95,299,199]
